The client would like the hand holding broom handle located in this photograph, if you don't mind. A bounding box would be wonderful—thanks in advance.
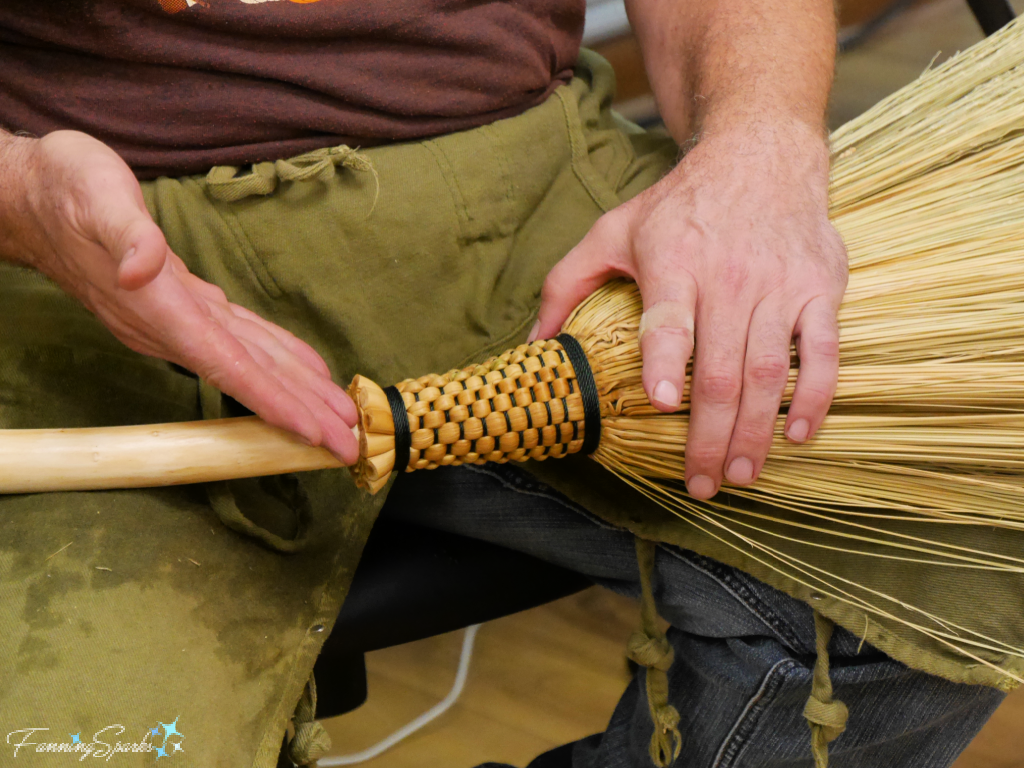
[347,334,603,494]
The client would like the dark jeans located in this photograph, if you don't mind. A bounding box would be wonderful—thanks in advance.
[381,464,1005,768]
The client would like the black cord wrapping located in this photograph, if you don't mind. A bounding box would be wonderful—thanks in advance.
[556,333,602,455]
[384,385,411,475]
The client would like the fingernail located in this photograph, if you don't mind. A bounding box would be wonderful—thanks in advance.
[687,474,716,499]
[788,419,810,443]
[652,380,680,409]
[726,457,754,485]
[527,321,540,344]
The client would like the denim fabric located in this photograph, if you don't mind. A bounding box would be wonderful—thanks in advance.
[381,464,1005,768]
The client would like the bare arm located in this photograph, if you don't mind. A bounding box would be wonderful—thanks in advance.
[627,0,835,144]
[534,0,847,499]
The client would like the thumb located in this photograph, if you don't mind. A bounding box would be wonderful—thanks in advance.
[532,213,634,341]
[88,185,170,291]
[113,216,170,292]
[637,274,698,412]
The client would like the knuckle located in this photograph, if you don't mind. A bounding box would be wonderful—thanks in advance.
[803,333,840,361]
[696,368,742,405]
[819,231,850,287]
[206,284,228,304]
[585,211,628,255]
[718,258,752,292]
[590,211,620,238]
[635,216,690,258]
[685,442,728,469]
[797,383,835,406]
[731,420,775,448]
[747,355,790,387]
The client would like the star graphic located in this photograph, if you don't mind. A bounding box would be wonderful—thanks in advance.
[154,746,167,760]
[160,718,182,740]
[172,742,184,753]
[150,726,161,738]
[69,733,81,744]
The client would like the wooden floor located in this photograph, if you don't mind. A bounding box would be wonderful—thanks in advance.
[320,588,1022,767]
[321,2,1024,766]
[320,588,638,767]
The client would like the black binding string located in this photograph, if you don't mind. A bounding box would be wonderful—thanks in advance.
[384,385,411,474]
[556,333,601,455]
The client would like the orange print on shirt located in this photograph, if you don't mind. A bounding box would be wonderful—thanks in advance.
[159,0,320,11]
[157,0,209,12]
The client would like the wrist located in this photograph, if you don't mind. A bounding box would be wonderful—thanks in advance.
[688,114,831,190]
[699,109,828,153]
[0,132,43,268]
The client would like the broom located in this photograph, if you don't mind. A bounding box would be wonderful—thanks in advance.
[4,15,1024,682]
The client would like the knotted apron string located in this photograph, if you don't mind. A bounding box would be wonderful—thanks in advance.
[206,145,379,203]
[288,673,333,766]
[804,612,850,768]
[629,537,683,767]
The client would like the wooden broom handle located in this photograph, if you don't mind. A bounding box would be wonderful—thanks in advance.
[0,337,599,496]
[0,416,343,494]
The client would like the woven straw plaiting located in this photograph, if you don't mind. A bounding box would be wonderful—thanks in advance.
[349,338,589,493]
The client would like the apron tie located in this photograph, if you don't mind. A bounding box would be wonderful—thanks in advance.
[288,674,333,766]
[804,612,849,767]
[206,145,377,202]
[631,537,683,767]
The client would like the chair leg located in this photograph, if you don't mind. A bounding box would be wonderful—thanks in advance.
[313,652,369,719]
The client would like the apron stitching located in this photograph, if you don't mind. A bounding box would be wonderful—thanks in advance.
[552,85,622,214]
[422,139,472,229]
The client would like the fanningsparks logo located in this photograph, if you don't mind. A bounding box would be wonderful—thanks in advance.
[6,718,185,761]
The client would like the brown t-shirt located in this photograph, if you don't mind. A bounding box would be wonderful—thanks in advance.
[0,1,583,178]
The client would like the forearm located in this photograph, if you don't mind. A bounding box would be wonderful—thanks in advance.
[625,0,836,145]
[0,128,40,267]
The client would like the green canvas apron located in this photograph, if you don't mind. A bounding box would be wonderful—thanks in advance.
[0,50,1019,768]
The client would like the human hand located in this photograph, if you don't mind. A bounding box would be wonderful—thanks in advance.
[0,130,358,464]
[532,122,848,499]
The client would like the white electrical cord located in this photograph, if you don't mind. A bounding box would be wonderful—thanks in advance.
[318,623,482,766]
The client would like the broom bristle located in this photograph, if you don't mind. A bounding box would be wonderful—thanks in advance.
[562,17,1024,683]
